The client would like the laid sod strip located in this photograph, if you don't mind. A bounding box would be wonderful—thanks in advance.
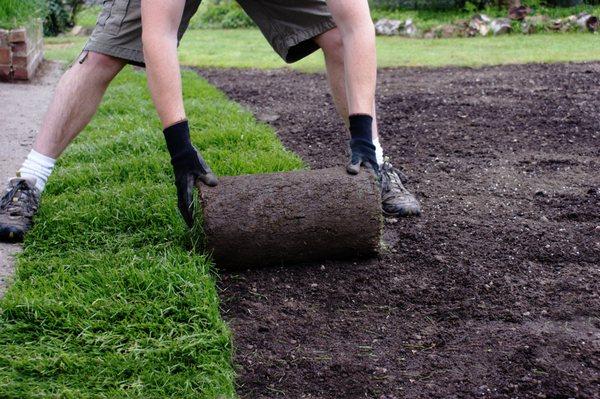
[0,68,303,398]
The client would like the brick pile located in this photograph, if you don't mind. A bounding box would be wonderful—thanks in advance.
[0,19,44,81]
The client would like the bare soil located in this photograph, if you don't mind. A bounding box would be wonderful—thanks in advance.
[0,61,62,298]
[197,63,600,399]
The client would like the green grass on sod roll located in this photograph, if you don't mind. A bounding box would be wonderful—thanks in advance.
[0,67,303,398]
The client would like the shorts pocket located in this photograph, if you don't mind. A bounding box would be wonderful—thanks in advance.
[104,0,132,36]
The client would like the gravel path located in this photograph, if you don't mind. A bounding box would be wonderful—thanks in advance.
[0,61,62,298]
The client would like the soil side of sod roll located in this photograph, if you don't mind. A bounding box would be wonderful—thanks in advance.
[196,63,600,399]
[198,167,382,268]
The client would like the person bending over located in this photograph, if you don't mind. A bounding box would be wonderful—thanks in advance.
[0,0,419,242]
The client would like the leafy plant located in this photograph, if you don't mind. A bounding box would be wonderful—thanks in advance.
[45,0,85,36]
[464,1,479,13]
[190,0,255,29]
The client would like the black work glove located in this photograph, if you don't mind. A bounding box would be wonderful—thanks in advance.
[346,138,379,175]
[172,148,218,228]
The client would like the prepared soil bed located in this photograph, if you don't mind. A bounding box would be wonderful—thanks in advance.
[196,63,600,399]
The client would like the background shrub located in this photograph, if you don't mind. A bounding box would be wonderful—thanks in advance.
[189,0,255,29]
[44,0,85,36]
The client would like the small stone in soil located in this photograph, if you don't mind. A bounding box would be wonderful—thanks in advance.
[256,113,280,123]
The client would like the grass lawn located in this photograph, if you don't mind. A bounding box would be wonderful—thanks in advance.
[0,66,302,397]
[75,4,100,28]
[75,4,600,33]
[45,29,600,73]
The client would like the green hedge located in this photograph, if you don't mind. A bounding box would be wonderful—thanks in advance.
[44,0,84,36]
[190,0,255,29]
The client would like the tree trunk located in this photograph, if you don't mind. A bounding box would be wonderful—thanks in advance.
[198,167,383,268]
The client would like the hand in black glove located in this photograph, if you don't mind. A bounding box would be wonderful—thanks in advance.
[172,148,218,228]
[346,138,379,175]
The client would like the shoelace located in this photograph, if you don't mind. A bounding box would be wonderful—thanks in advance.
[381,164,410,196]
[0,180,35,215]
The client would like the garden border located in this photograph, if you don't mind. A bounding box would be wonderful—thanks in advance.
[0,18,43,81]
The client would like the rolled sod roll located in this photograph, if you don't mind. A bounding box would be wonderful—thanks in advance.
[198,167,383,268]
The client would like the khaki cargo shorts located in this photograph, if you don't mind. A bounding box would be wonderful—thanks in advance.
[84,0,336,66]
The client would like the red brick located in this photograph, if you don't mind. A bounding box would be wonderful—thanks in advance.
[13,52,42,80]
[12,55,27,69]
[10,41,31,57]
[12,67,29,80]
[9,28,27,43]
[0,47,11,64]
[29,52,42,72]
[0,29,8,46]
[0,65,12,81]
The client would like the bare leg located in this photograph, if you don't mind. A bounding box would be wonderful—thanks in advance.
[315,28,420,216]
[34,52,126,158]
[315,28,379,140]
[325,0,376,116]
[141,0,187,128]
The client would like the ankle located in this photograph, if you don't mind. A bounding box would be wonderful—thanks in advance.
[18,149,56,192]
[349,114,373,143]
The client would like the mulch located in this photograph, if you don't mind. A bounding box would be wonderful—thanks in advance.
[195,62,600,399]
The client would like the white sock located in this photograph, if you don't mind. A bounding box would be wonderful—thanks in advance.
[373,137,384,166]
[18,149,56,192]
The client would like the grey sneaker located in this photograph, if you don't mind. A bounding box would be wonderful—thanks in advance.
[380,161,421,217]
[0,178,40,242]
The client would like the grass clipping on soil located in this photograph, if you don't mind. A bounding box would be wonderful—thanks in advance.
[0,68,303,397]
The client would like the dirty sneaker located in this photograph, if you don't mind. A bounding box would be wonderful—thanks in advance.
[0,178,40,242]
[379,161,421,217]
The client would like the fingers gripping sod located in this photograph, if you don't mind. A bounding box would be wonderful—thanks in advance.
[346,114,379,174]
[174,150,218,227]
[347,138,378,174]
[164,120,218,227]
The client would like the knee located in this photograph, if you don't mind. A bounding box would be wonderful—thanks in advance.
[84,51,124,71]
[317,28,344,63]
[76,51,125,81]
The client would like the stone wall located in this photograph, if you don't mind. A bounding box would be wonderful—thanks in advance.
[0,19,44,81]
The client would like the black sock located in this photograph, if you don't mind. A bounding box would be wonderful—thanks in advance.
[163,120,196,169]
[349,114,373,143]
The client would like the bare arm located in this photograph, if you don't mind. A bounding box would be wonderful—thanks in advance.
[141,0,218,228]
[141,0,186,128]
